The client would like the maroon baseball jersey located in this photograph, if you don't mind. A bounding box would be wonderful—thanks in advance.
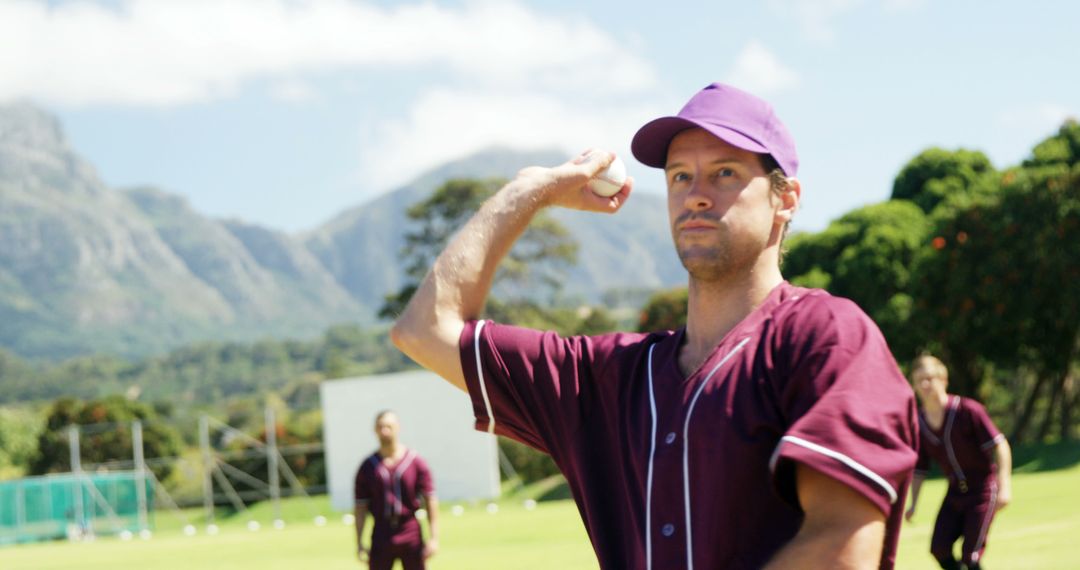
[459,282,919,569]
[354,449,435,546]
[916,395,1004,491]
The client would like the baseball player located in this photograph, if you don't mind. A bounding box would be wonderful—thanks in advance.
[391,82,919,569]
[905,355,1013,570]
[354,410,439,570]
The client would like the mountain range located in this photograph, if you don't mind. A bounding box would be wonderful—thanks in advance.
[0,103,685,360]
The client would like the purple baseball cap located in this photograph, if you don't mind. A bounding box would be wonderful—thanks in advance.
[631,82,799,176]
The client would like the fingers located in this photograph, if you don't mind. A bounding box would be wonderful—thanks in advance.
[571,149,616,177]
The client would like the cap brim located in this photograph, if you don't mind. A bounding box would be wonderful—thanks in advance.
[631,116,770,168]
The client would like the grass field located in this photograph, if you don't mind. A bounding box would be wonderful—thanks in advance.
[2,444,1077,569]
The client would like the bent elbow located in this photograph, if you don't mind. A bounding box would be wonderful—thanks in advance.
[389,319,414,353]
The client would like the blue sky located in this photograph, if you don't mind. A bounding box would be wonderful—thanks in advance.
[3,0,1077,233]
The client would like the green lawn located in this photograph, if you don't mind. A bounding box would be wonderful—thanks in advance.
[1,449,1077,570]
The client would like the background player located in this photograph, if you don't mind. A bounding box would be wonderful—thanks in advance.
[391,82,919,569]
[354,410,439,570]
[905,354,1013,570]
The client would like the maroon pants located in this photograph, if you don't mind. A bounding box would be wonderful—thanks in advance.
[369,543,425,570]
[930,482,998,566]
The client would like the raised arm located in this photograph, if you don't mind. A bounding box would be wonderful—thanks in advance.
[390,151,632,390]
[764,464,886,569]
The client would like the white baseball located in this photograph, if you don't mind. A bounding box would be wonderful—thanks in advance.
[590,155,627,197]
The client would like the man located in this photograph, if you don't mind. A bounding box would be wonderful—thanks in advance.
[392,82,918,569]
[905,355,1012,570]
[354,410,439,570]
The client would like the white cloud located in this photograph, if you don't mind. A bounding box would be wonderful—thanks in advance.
[359,87,658,192]
[0,0,655,107]
[269,80,319,104]
[725,41,800,96]
[767,0,862,42]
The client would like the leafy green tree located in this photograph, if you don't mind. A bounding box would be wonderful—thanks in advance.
[783,200,930,356]
[891,147,996,214]
[909,160,1080,440]
[0,406,44,477]
[637,287,688,332]
[379,178,579,319]
[30,396,183,481]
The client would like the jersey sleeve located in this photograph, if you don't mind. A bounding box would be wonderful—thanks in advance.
[354,461,372,505]
[968,400,1005,452]
[458,320,625,460]
[416,457,435,496]
[768,296,920,517]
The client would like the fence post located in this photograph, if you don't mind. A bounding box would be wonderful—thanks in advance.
[266,407,281,525]
[133,420,149,532]
[67,425,85,537]
[199,415,214,527]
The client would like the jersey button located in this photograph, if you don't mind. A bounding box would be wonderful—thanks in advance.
[664,432,676,444]
[661,523,675,537]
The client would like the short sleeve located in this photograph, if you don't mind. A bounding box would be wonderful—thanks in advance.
[769,296,919,516]
[354,462,372,505]
[968,400,1005,452]
[458,320,632,460]
[416,458,435,496]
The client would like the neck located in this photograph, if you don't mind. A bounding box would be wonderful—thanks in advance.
[684,262,783,356]
[379,442,403,458]
[923,392,950,413]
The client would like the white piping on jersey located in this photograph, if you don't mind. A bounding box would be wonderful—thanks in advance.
[981,432,1006,451]
[374,450,416,519]
[971,480,997,563]
[943,396,967,486]
[645,344,659,570]
[682,337,750,570]
[474,321,496,434]
[393,450,418,519]
[774,436,899,505]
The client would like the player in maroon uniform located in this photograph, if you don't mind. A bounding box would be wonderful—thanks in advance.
[354,410,439,570]
[391,82,918,569]
[905,355,1013,570]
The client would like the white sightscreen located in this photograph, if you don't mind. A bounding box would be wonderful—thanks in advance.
[321,370,500,511]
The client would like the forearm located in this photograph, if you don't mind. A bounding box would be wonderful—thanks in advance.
[392,179,548,386]
[391,151,628,388]
[354,504,369,549]
[909,474,924,510]
[425,496,439,540]
[995,440,1012,491]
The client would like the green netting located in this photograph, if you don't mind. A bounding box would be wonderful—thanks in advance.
[0,472,153,545]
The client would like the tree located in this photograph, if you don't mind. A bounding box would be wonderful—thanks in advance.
[637,287,688,332]
[30,396,183,481]
[909,161,1080,440]
[379,178,579,320]
[891,147,996,214]
[783,200,930,357]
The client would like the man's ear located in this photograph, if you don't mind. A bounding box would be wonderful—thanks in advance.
[776,177,801,224]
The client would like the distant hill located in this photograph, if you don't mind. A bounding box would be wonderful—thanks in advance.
[0,104,685,360]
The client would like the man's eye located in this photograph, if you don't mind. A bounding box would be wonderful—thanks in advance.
[672,172,690,183]
[718,168,735,177]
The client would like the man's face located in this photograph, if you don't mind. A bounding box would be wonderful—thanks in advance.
[374,413,400,446]
[911,367,948,404]
[665,128,781,281]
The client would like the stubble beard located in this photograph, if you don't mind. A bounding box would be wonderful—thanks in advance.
[675,226,766,284]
